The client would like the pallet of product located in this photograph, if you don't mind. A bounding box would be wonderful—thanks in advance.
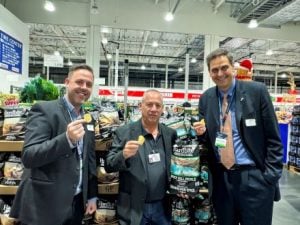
[288,165,300,174]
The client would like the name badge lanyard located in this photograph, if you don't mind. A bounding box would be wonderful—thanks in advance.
[218,90,235,132]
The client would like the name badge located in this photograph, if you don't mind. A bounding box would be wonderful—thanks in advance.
[148,153,161,163]
[87,124,94,131]
[245,119,256,127]
[215,132,227,148]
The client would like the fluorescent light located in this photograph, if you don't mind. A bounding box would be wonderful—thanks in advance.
[44,1,55,12]
[164,12,174,22]
[106,53,112,59]
[248,19,258,29]
[178,67,183,72]
[280,73,287,78]
[266,49,273,56]
[67,59,73,66]
[101,27,111,33]
[54,50,60,56]
[191,58,197,63]
[152,41,158,47]
[141,65,146,70]
[102,38,108,45]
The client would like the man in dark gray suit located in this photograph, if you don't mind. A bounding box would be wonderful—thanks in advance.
[10,65,98,225]
[105,89,177,225]
[193,49,283,225]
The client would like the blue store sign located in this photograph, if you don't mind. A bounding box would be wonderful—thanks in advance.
[0,30,23,74]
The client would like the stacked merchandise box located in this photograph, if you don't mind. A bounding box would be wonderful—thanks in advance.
[289,105,300,171]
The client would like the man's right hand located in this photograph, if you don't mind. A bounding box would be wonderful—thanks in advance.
[193,121,206,136]
[66,119,86,144]
[123,140,140,159]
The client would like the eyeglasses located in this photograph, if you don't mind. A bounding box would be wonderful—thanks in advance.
[210,65,230,75]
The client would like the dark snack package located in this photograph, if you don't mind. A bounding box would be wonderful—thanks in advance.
[170,140,200,196]
[171,196,191,225]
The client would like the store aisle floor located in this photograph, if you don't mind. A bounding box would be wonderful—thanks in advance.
[273,168,300,225]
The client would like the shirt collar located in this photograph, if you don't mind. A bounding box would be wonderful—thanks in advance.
[63,95,83,116]
[218,78,236,98]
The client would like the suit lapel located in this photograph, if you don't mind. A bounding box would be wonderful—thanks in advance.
[161,125,171,177]
[235,81,245,134]
[131,120,147,172]
[59,98,72,124]
[207,87,220,135]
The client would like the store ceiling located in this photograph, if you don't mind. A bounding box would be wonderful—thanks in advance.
[25,0,300,81]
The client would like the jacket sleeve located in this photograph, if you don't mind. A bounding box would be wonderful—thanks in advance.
[105,126,129,173]
[259,84,283,184]
[21,103,73,168]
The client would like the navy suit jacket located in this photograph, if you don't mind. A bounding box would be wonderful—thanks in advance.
[10,98,97,225]
[198,80,283,200]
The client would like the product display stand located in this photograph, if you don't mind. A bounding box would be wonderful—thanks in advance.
[0,140,117,195]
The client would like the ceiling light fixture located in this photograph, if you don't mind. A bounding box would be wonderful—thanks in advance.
[280,73,287,78]
[101,27,111,33]
[44,1,55,12]
[141,65,146,70]
[102,38,108,45]
[152,41,158,47]
[106,53,112,59]
[248,19,258,29]
[164,0,180,22]
[178,67,183,72]
[191,58,197,63]
[266,49,273,56]
[67,59,73,66]
[54,50,60,56]
[164,12,174,22]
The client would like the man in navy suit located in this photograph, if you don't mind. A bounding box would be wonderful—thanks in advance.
[10,65,98,225]
[194,48,283,225]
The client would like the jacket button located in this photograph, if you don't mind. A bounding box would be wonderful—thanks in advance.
[73,184,77,189]
[65,154,69,158]
[76,167,80,171]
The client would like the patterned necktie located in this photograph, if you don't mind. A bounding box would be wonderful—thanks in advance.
[220,94,235,169]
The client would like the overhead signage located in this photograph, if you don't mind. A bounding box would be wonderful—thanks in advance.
[43,54,64,68]
[99,88,202,100]
[0,30,23,74]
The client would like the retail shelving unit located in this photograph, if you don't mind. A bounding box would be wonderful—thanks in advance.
[0,140,118,195]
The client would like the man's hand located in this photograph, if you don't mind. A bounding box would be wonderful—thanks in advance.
[66,119,86,143]
[193,119,206,136]
[123,140,140,159]
[85,201,97,215]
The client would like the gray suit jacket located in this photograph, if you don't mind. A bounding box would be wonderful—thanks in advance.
[198,80,283,200]
[105,119,177,225]
[10,98,97,225]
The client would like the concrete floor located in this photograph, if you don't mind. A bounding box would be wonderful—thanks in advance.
[272,168,300,225]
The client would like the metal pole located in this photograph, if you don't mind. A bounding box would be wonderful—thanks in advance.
[46,66,49,80]
[165,64,169,89]
[184,53,189,102]
[114,48,119,101]
[124,59,129,124]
